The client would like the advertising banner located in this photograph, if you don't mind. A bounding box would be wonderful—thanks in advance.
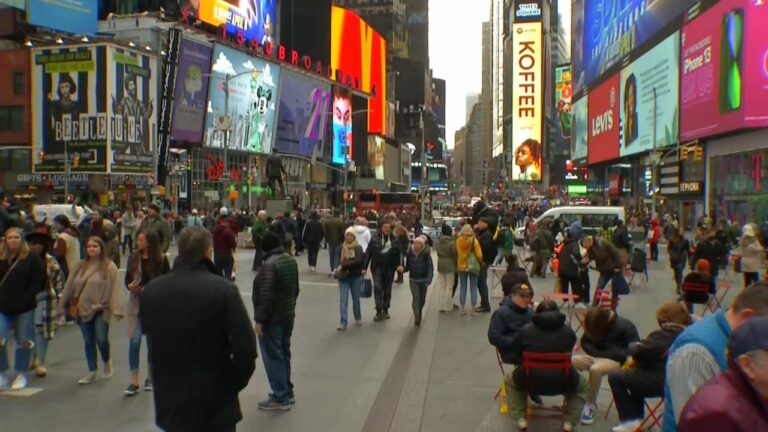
[511,22,543,182]
[275,71,331,157]
[571,95,588,162]
[367,135,385,180]
[554,64,572,140]
[619,31,680,156]
[513,0,543,23]
[573,0,696,95]
[588,74,620,164]
[204,44,281,154]
[157,28,182,185]
[108,46,158,174]
[31,45,108,173]
[180,0,278,47]
[171,39,212,143]
[330,6,387,134]
[27,0,98,35]
[432,78,446,140]
[680,0,768,141]
[331,86,352,164]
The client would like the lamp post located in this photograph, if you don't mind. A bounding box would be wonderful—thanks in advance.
[651,87,658,220]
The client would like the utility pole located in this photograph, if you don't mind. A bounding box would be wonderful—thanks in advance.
[420,109,429,223]
[651,87,658,220]
[64,141,69,202]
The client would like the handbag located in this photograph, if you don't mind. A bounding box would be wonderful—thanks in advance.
[467,239,481,275]
[66,267,95,318]
[732,255,742,273]
[361,278,373,298]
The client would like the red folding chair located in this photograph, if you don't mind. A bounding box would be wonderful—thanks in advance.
[715,279,734,307]
[604,398,664,431]
[523,352,571,427]
[682,281,716,317]
[494,348,507,401]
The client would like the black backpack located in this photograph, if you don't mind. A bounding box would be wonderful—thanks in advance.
[630,248,647,273]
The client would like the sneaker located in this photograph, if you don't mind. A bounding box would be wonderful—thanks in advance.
[143,378,153,391]
[258,398,292,411]
[517,418,528,430]
[474,306,491,313]
[580,406,595,425]
[460,306,467,316]
[383,310,390,319]
[124,384,140,397]
[373,313,383,322]
[10,374,28,391]
[453,304,460,310]
[35,365,48,378]
[103,360,113,380]
[337,325,346,331]
[612,419,642,432]
[563,421,574,432]
[231,271,236,282]
[78,372,98,385]
[269,393,296,405]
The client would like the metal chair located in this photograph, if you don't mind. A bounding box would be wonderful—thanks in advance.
[522,352,572,427]
[682,281,717,317]
[494,348,507,401]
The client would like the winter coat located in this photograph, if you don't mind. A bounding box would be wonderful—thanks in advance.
[531,228,555,254]
[141,258,256,432]
[734,236,764,273]
[557,238,582,279]
[668,237,690,269]
[477,228,497,265]
[612,226,632,253]
[580,314,640,364]
[435,236,457,274]
[629,323,686,372]
[122,211,138,236]
[679,361,768,432]
[488,297,533,364]
[500,267,531,295]
[138,215,172,253]
[405,247,434,284]
[339,245,365,279]
[509,310,579,395]
[252,247,299,324]
[213,222,236,256]
[648,219,661,245]
[456,236,483,272]
[37,254,62,340]
[353,225,372,252]
[323,217,345,248]
[365,233,402,270]
[693,236,725,276]
[590,241,622,276]
[53,228,81,276]
[124,254,171,338]
[0,252,46,315]
[302,218,324,245]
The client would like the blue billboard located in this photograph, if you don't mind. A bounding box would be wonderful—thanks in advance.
[275,71,331,157]
[573,0,696,95]
[27,0,98,35]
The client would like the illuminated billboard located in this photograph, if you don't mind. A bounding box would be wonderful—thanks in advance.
[588,74,620,164]
[571,95,588,162]
[554,64,572,140]
[332,86,352,164]
[180,0,277,46]
[275,71,331,157]
[511,22,543,182]
[171,39,212,143]
[330,6,387,134]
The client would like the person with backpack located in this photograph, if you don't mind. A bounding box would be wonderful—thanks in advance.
[493,223,515,266]
[668,227,691,295]
[456,224,483,316]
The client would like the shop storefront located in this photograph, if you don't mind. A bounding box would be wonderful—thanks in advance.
[660,144,705,230]
[190,148,259,212]
[707,130,768,226]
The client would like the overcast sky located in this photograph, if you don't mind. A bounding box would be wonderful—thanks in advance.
[429,0,571,149]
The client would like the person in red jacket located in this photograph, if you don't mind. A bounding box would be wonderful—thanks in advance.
[648,218,661,261]
[679,316,768,431]
[212,216,236,280]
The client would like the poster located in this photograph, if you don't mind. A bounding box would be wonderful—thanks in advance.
[511,22,543,182]
[367,135,385,180]
[588,73,620,164]
[31,45,108,173]
[275,71,331,157]
[571,95,588,162]
[332,86,352,164]
[204,44,281,154]
[181,0,278,47]
[554,64,572,139]
[27,0,98,35]
[171,39,212,143]
[108,46,158,173]
[619,31,680,156]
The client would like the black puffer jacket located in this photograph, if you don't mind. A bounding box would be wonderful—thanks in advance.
[477,228,497,265]
[252,247,300,324]
[339,245,365,279]
[365,233,402,270]
[581,314,640,364]
[488,297,533,364]
[558,239,582,279]
[630,323,687,372]
[510,311,579,395]
[0,253,45,315]
[302,218,324,245]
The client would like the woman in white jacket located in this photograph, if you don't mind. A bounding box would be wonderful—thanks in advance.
[733,224,764,287]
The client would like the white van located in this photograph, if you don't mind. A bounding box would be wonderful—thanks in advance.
[516,206,626,238]
[33,204,91,225]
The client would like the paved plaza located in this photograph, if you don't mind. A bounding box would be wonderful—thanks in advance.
[1,245,741,431]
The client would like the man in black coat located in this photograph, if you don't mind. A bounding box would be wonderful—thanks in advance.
[476,217,497,313]
[364,221,403,321]
[301,211,324,271]
[140,227,257,432]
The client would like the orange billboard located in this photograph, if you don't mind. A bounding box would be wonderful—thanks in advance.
[330,6,387,135]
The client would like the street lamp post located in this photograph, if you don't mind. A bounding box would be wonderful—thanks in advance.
[651,87,658,220]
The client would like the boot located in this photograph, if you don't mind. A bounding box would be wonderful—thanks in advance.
[374,309,383,322]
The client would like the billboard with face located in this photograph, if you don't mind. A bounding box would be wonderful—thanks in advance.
[31,45,108,173]
[171,39,212,143]
[511,22,543,182]
[332,86,352,164]
[108,46,158,173]
[275,71,331,157]
[180,0,278,47]
[619,31,680,156]
[368,135,385,180]
[204,44,281,154]
[571,94,588,162]
[554,64,572,140]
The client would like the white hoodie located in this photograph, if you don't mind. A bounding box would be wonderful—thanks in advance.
[354,224,372,252]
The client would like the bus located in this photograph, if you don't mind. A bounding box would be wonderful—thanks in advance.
[357,191,420,214]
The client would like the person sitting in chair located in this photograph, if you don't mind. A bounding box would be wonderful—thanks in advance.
[505,299,587,431]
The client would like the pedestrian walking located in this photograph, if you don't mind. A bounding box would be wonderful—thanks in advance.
[121,207,138,255]
[365,221,403,321]
[138,203,172,253]
[403,236,434,326]
[668,227,691,295]
[141,226,256,431]
[123,230,170,397]
[302,211,324,272]
[59,236,123,385]
[353,217,372,252]
[52,214,81,279]
[393,223,409,284]
[733,224,763,287]
[253,232,300,410]
[476,218,497,312]
[186,208,203,228]
[435,224,457,312]
[0,227,45,390]
[26,230,62,378]
[323,210,345,276]
[252,210,269,270]
[456,224,483,316]
[213,215,236,280]
[336,227,364,330]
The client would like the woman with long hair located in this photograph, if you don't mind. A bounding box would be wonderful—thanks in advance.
[336,227,364,330]
[0,227,45,390]
[124,229,170,396]
[456,224,483,316]
[60,236,123,385]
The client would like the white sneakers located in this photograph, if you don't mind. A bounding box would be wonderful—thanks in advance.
[78,372,98,385]
[612,419,642,432]
[517,418,528,430]
[103,360,113,380]
[10,374,28,391]
[310,266,316,272]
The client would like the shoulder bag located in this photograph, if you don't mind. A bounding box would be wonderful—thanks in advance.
[0,259,21,292]
[467,239,481,275]
[67,267,96,318]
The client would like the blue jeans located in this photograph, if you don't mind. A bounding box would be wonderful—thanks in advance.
[129,318,151,374]
[458,272,479,307]
[258,320,294,404]
[339,276,362,327]
[79,313,111,372]
[34,300,50,365]
[329,244,341,272]
[0,310,35,373]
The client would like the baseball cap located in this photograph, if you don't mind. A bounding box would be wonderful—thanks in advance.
[510,283,534,297]
[220,207,229,216]
[729,316,768,358]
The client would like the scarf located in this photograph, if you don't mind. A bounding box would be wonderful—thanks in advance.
[341,240,359,260]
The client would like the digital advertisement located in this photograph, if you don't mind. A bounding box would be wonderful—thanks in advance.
[181,0,278,47]
[204,44,281,154]
[432,78,446,141]
[574,0,696,94]
[511,22,543,182]
[108,46,158,173]
[330,5,387,135]
[588,73,620,164]
[32,45,108,173]
[27,0,98,35]
[170,38,212,143]
[275,70,331,157]
[514,0,543,22]
[619,31,680,156]
[680,0,768,141]
[367,135,385,180]
[554,64,573,139]
[571,95,588,162]
[332,86,352,165]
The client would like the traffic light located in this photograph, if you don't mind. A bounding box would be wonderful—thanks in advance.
[72,154,80,169]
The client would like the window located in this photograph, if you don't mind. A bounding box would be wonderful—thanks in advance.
[0,106,24,131]
[12,71,24,96]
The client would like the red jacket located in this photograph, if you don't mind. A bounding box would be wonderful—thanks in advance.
[679,361,768,432]
[648,220,661,245]
[212,222,236,256]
